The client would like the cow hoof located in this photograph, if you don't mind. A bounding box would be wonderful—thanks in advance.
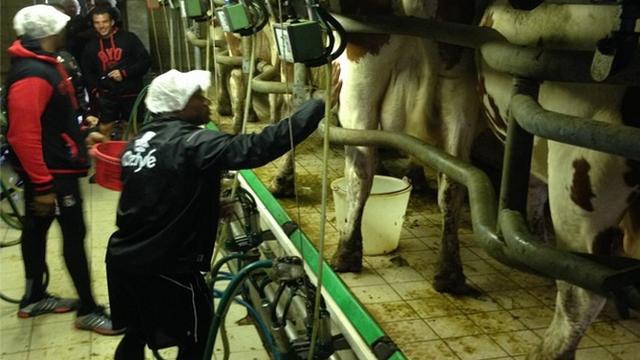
[269,180,295,198]
[330,250,363,273]
[331,257,362,273]
[433,278,482,297]
[269,175,295,198]
[524,345,545,360]
[525,343,574,360]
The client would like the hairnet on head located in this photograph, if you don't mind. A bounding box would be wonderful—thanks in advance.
[145,70,212,114]
[13,5,70,39]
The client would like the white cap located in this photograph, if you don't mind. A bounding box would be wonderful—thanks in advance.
[145,70,212,114]
[13,5,70,39]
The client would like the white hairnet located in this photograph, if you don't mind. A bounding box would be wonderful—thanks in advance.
[145,70,212,114]
[13,5,70,39]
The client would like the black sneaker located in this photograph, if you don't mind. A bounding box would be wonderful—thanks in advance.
[18,293,78,318]
[75,306,126,336]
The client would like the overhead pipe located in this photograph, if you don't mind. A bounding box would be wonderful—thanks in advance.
[332,13,640,85]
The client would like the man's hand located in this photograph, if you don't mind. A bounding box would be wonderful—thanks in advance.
[86,131,106,147]
[32,193,56,216]
[85,115,99,127]
[108,69,123,82]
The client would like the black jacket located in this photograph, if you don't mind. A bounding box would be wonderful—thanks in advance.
[106,99,325,273]
[5,39,89,195]
[81,28,150,99]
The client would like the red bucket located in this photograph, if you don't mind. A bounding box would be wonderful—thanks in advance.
[90,141,128,191]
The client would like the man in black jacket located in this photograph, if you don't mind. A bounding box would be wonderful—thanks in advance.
[81,6,150,139]
[6,4,121,335]
[106,69,340,359]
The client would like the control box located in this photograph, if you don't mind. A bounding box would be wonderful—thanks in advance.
[273,20,324,63]
[216,3,251,33]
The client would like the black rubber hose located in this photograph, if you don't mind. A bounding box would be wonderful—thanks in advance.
[0,265,49,304]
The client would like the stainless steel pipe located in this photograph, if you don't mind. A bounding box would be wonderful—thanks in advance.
[317,122,512,268]
[319,121,640,296]
[215,49,243,66]
[510,94,640,161]
[251,64,293,94]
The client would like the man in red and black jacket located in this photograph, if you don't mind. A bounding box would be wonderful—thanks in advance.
[5,4,121,335]
[81,6,150,139]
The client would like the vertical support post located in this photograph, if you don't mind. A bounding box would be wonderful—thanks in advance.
[241,36,253,75]
[498,77,540,216]
[292,63,309,107]
[193,23,202,70]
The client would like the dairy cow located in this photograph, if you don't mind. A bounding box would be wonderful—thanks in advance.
[479,1,639,357]
[331,0,639,358]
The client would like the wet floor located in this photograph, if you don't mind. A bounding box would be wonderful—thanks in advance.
[236,117,640,360]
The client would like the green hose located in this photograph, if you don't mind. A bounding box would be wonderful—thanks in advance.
[125,85,150,140]
[208,253,247,291]
[0,180,23,231]
[203,260,273,360]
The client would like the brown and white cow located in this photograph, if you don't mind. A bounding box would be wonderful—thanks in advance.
[330,0,481,299]
[217,29,281,133]
[479,1,639,357]
[331,0,639,358]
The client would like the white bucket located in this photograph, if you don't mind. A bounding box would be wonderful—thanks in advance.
[331,175,412,255]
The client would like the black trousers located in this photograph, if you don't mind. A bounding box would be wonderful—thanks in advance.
[21,177,96,313]
[108,266,213,359]
[98,95,137,125]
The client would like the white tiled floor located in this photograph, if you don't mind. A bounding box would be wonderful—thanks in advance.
[0,179,269,359]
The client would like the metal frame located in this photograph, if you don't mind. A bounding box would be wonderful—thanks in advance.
[313,7,640,298]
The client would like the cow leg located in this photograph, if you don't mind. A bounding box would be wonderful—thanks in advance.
[527,175,553,243]
[530,282,605,360]
[331,145,376,272]
[533,116,636,358]
[432,51,481,295]
[269,152,295,198]
[406,163,431,193]
[269,93,283,124]
[268,91,295,197]
[330,37,396,272]
[229,68,259,134]
[265,92,293,197]
[228,68,244,133]
[216,64,233,116]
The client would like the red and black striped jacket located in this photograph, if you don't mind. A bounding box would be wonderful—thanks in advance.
[5,39,90,195]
